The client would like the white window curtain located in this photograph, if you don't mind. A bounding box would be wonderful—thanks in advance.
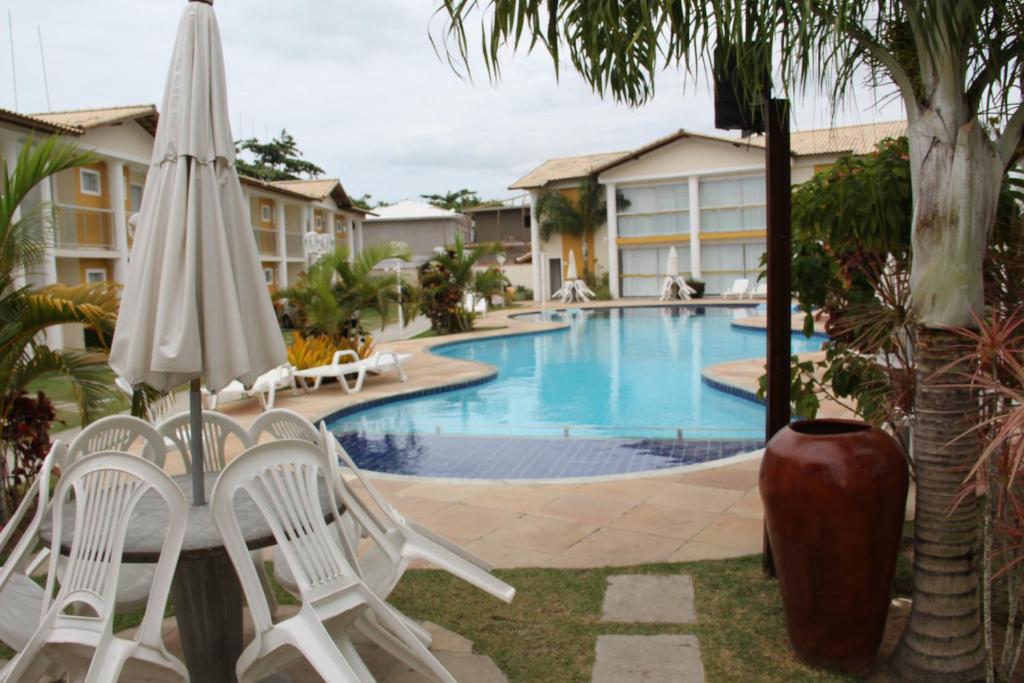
[617,182,689,238]
[700,241,766,294]
[619,244,691,296]
[698,176,766,233]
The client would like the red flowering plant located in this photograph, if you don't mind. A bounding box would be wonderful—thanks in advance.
[0,390,58,523]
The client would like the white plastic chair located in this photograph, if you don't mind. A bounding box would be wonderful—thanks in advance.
[748,281,768,299]
[63,417,171,614]
[1,453,188,683]
[211,440,458,683]
[293,350,410,394]
[157,410,254,474]
[68,415,167,468]
[273,424,514,607]
[0,441,69,661]
[203,364,299,411]
[721,278,750,299]
[250,408,320,444]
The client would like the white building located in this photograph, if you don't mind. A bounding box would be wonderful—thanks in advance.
[512,121,907,299]
[363,200,471,266]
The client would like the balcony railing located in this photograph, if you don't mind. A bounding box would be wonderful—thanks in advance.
[252,227,279,256]
[284,232,304,257]
[53,204,115,250]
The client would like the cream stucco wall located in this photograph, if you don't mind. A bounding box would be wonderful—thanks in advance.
[600,136,765,183]
[79,121,154,164]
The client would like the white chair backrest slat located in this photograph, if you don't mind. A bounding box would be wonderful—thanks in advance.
[250,408,320,445]
[157,411,254,473]
[69,415,167,469]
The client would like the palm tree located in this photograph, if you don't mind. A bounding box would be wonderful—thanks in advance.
[418,236,504,333]
[0,136,122,518]
[420,189,482,211]
[274,242,414,347]
[536,175,605,279]
[437,2,1024,678]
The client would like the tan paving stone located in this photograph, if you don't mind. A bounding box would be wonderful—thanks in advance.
[579,476,675,501]
[646,483,745,513]
[609,503,718,540]
[536,491,641,526]
[545,528,683,568]
[688,513,764,552]
[459,484,575,515]
[482,514,597,556]
[397,482,488,504]
[462,538,554,568]
[667,541,749,562]
[669,466,760,491]
[601,574,697,623]
[415,504,523,543]
[726,488,764,518]
[388,496,454,521]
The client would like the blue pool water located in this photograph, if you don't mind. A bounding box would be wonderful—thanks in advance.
[327,305,823,444]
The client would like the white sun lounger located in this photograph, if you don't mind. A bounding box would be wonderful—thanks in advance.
[203,364,298,411]
[721,278,750,299]
[293,350,410,394]
[748,282,768,299]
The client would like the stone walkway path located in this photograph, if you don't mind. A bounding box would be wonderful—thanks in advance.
[594,574,705,682]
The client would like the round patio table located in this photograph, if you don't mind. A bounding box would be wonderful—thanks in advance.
[40,471,337,683]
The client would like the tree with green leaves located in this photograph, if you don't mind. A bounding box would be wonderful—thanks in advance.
[438,2,1024,678]
[235,129,325,181]
[0,137,122,519]
[274,242,414,345]
[420,189,482,211]
[418,236,504,334]
[536,175,605,278]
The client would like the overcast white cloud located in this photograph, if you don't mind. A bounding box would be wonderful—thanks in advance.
[4,1,903,201]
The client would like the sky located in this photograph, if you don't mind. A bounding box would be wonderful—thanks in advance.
[4,1,903,203]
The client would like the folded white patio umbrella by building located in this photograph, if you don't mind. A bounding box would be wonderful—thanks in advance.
[659,246,695,301]
[565,248,579,281]
[110,0,285,504]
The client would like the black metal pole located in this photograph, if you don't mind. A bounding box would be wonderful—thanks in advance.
[763,98,791,577]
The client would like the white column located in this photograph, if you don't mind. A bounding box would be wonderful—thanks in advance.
[355,218,364,254]
[347,217,356,263]
[4,136,25,288]
[604,182,620,298]
[275,200,287,288]
[39,174,63,349]
[529,190,541,302]
[688,176,702,279]
[303,206,313,261]
[108,160,128,283]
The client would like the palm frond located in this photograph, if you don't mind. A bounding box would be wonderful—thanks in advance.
[11,346,123,426]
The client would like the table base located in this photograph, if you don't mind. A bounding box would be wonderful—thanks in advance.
[171,553,244,683]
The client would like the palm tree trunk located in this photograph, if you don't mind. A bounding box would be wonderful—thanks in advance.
[893,327,985,681]
[894,113,1002,681]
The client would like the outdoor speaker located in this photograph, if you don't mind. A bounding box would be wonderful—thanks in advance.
[713,42,769,134]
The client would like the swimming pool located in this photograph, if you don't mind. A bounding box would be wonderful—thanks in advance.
[326,306,824,479]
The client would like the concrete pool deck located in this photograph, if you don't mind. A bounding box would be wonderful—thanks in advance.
[210,299,805,568]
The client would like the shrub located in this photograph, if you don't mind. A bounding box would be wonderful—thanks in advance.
[0,390,57,521]
[286,332,372,370]
[588,272,612,300]
[685,278,706,299]
[513,286,534,302]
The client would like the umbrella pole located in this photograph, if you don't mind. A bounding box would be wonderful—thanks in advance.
[190,378,206,506]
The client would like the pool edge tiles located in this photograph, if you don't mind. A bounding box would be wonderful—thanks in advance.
[334,431,765,481]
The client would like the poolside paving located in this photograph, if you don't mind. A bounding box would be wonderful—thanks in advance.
[592,635,705,683]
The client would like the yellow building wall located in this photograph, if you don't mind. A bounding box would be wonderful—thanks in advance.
[553,187,597,276]
[78,258,111,284]
[257,198,275,227]
[74,163,110,247]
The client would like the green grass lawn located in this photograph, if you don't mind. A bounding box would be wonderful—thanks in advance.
[26,367,128,432]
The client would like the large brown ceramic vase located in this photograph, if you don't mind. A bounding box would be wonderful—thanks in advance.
[760,419,908,674]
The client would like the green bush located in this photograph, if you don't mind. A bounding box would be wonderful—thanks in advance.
[588,272,612,300]
[513,285,533,302]
[685,278,706,299]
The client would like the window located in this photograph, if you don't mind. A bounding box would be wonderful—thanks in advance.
[616,182,689,238]
[263,267,275,285]
[315,213,324,230]
[619,245,691,296]
[261,204,272,223]
[80,169,102,196]
[85,268,107,284]
[699,240,766,294]
[129,184,144,213]
[698,176,765,233]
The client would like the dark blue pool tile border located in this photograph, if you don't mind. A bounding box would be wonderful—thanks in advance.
[700,375,764,407]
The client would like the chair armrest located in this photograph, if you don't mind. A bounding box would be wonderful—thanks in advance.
[331,349,361,366]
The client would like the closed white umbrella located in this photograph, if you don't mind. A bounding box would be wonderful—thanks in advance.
[565,249,579,281]
[110,0,286,504]
[666,246,680,278]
